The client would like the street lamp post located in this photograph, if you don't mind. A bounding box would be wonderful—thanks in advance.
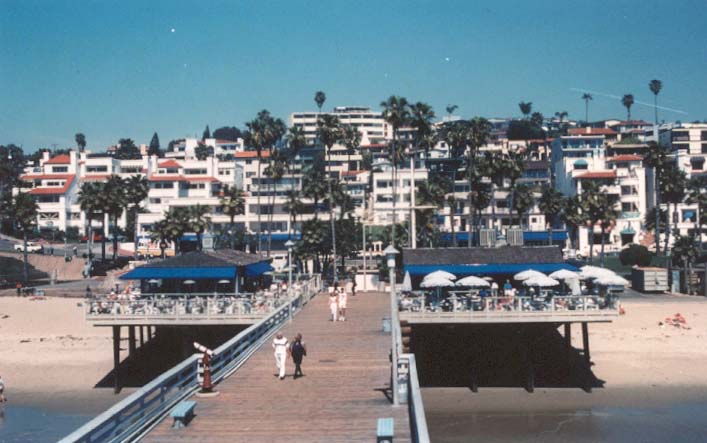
[285,239,295,320]
[384,245,400,405]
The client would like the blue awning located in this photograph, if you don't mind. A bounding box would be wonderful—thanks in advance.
[258,233,301,241]
[441,232,477,243]
[121,266,236,280]
[404,263,578,277]
[523,231,568,242]
[244,261,274,277]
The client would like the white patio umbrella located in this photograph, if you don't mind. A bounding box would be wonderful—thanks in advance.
[549,269,580,280]
[522,275,560,287]
[580,265,617,280]
[513,269,545,281]
[593,274,630,286]
[455,276,491,287]
[183,280,196,285]
[420,276,456,288]
[423,270,456,281]
[401,271,413,292]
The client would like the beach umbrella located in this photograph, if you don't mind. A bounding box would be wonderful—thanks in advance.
[593,274,629,286]
[569,278,582,295]
[482,276,494,281]
[423,270,457,281]
[549,269,580,280]
[455,276,491,288]
[402,271,412,292]
[217,279,231,284]
[148,279,160,284]
[420,276,455,288]
[183,280,196,284]
[522,275,560,287]
[580,265,617,280]
[513,269,545,281]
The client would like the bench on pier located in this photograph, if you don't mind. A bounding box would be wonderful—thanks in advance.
[376,417,394,442]
[171,400,196,429]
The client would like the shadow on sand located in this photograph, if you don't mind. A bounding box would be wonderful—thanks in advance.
[94,325,247,390]
[412,323,604,392]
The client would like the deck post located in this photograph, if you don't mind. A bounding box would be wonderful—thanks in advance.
[128,326,137,357]
[526,331,535,393]
[581,322,590,364]
[113,325,121,394]
[564,323,572,358]
[470,359,479,393]
[139,326,145,347]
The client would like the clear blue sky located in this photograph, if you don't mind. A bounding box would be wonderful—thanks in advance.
[2,0,706,151]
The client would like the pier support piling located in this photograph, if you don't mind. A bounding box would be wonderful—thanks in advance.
[139,326,144,347]
[525,332,535,393]
[128,326,136,357]
[581,322,590,364]
[112,326,121,394]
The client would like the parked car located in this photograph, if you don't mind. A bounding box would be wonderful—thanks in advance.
[80,233,104,242]
[14,241,43,253]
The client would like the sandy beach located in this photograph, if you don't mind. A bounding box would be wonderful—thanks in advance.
[0,296,133,414]
[423,293,707,442]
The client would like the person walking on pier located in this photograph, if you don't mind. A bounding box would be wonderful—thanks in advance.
[290,333,307,379]
[338,286,347,321]
[0,375,6,402]
[329,291,339,322]
[272,332,289,380]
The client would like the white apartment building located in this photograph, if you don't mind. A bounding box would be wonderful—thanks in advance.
[165,138,244,159]
[290,106,391,146]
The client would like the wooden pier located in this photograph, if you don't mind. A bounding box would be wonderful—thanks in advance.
[142,291,410,443]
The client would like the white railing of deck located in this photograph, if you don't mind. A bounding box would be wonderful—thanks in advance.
[60,275,321,443]
[400,353,430,443]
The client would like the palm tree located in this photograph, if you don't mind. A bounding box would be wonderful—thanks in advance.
[246,110,286,253]
[163,207,190,254]
[314,91,326,114]
[595,196,619,267]
[672,236,698,292]
[554,111,568,136]
[188,204,211,251]
[538,186,564,245]
[660,163,687,254]
[302,163,327,218]
[465,117,492,246]
[264,149,288,255]
[75,133,86,152]
[219,185,245,249]
[12,193,38,283]
[562,195,585,251]
[342,125,361,171]
[286,125,307,184]
[105,175,126,261]
[581,181,602,263]
[518,101,532,119]
[317,113,343,281]
[686,176,707,246]
[468,170,491,246]
[478,152,503,238]
[581,93,593,123]
[512,184,535,230]
[284,190,305,239]
[77,182,103,268]
[446,194,458,245]
[150,219,171,259]
[622,94,634,120]
[123,175,149,258]
[380,95,410,246]
[501,151,525,228]
[445,104,458,120]
[649,79,663,124]
[440,120,467,242]
[645,142,669,255]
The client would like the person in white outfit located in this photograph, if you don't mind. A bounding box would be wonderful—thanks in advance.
[272,333,289,380]
[338,287,347,321]
[329,292,338,322]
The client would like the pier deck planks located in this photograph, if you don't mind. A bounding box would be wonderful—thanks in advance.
[143,290,410,443]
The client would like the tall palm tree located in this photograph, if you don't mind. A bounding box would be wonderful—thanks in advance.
[105,175,126,261]
[246,110,285,253]
[163,207,190,254]
[649,79,663,124]
[219,184,245,249]
[686,176,707,246]
[302,163,327,218]
[188,204,212,251]
[380,95,410,246]
[314,91,326,114]
[75,133,86,152]
[594,196,619,267]
[580,181,602,263]
[562,195,585,251]
[468,170,491,246]
[342,125,361,171]
[317,113,343,281]
[123,175,149,259]
[645,142,669,255]
[502,151,525,228]
[622,94,634,120]
[512,184,535,230]
[284,190,305,239]
[465,117,492,246]
[286,125,307,186]
[150,219,171,259]
[660,163,687,254]
[518,101,532,119]
[538,186,564,245]
[445,104,458,120]
[264,149,288,255]
[77,182,103,269]
[581,93,593,123]
[13,193,38,283]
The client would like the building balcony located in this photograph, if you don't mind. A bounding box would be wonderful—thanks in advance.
[620,212,640,219]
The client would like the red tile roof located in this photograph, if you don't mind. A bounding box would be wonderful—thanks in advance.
[82,174,111,181]
[568,127,617,136]
[158,160,182,168]
[44,154,71,165]
[148,175,219,183]
[27,175,75,195]
[612,120,652,126]
[20,173,75,181]
[215,139,238,144]
[607,154,643,162]
[577,171,617,179]
[234,151,270,159]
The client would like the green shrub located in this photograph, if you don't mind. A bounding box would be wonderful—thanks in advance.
[619,244,653,267]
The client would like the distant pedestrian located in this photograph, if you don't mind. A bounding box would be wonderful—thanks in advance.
[272,332,289,380]
[338,287,347,321]
[85,285,92,299]
[328,291,338,322]
[503,280,512,297]
[15,282,21,297]
[73,246,78,257]
[49,246,54,255]
[352,279,357,297]
[0,375,6,402]
[290,333,307,379]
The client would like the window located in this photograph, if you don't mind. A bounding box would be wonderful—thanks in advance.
[51,166,68,173]
[218,169,232,175]
[45,180,64,187]
[70,212,81,220]
[121,166,142,173]
[86,165,108,173]
[702,144,707,154]
[37,195,60,203]
[149,198,162,204]
[151,182,174,189]
[184,168,207,175]
[691,157,705,170]
[621,185,635,195]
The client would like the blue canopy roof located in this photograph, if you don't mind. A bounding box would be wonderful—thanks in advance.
[523,231,568,242]
[404,263,578,277]
[121,266,236,280]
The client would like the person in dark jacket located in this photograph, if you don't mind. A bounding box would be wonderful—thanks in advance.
[290,333,307,379]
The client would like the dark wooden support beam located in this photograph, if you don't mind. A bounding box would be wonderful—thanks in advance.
[113,326,121,394]
[139,326,145,347]
[128,326,136,357]
[526,331,535,393]
[581,322,590,364]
